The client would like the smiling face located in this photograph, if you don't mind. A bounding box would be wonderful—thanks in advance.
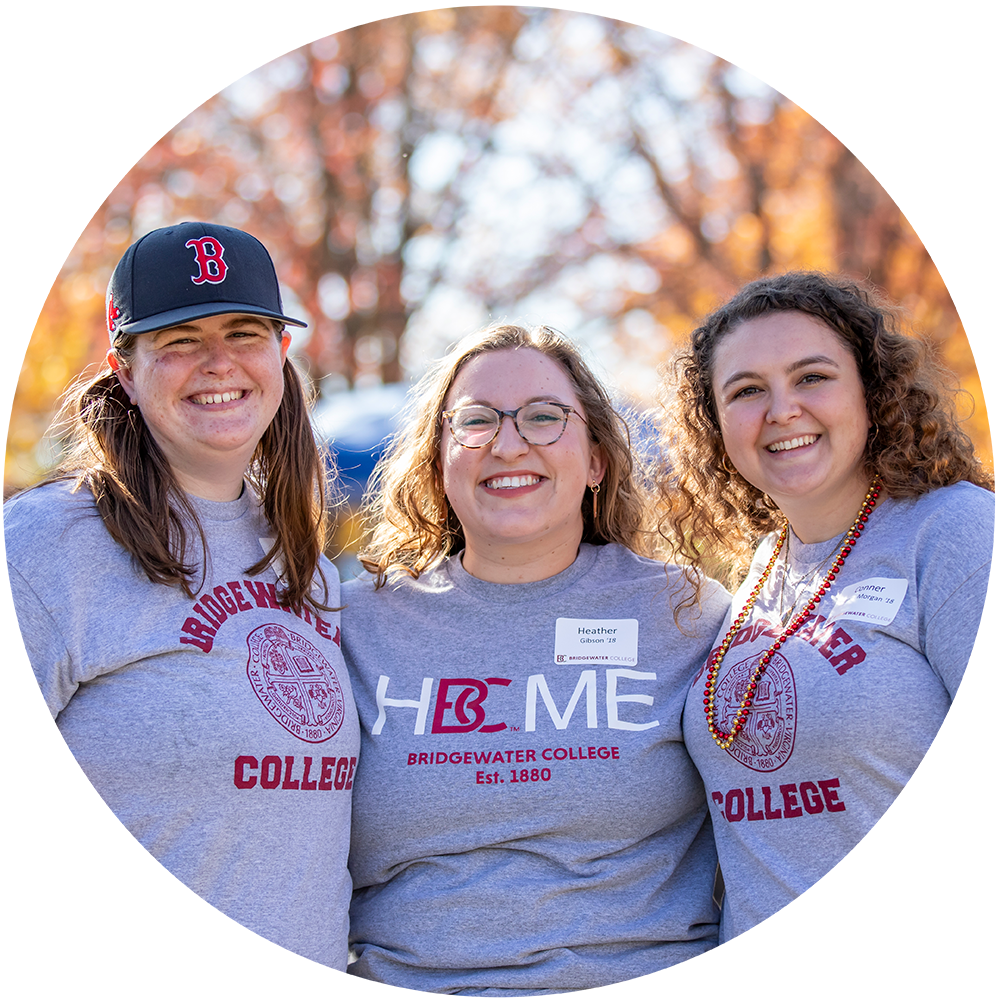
[111,313,290,500]
[710,311,871,541]
[440,347,606,582]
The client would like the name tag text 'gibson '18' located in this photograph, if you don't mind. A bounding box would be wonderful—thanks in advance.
[554,618,639,665]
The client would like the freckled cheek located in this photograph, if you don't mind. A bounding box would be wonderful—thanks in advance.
[440,448,476,499]
[133,359,183,401]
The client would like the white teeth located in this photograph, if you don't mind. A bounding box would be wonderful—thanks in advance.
[485,475,541,489]
[767,435,818,453]
[192,390,244,405]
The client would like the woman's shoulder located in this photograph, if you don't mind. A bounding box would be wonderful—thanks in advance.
[590,542,733,607]
[5,477,84,507]
[890,481,994,537]
[4,481,115,580]
[340,561,445,601]
[4,481,101,542]
[582,542,665,580]
[340,569,379,600]
[339,560,456,631]
[917,479,993,512]
[867,484,993,604]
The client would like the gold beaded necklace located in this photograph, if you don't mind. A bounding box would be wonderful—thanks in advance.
[703,476,881,750]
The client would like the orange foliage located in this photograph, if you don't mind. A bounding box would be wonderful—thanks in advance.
[8,9,989,496]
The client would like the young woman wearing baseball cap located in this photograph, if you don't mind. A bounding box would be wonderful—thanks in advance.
[5,222,358,969]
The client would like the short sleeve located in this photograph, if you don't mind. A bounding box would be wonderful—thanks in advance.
[916,486,994,698]
[3,559,77,761]
[924,559,997,766]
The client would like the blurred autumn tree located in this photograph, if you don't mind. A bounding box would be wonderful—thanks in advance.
[394,6,996,454]
[4,5,521,485]
[8,5,989,495]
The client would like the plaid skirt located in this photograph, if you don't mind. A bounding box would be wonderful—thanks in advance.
[733,941,979,997]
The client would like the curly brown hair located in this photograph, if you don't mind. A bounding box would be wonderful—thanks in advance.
[658,271,993,587]
[360,323,650,585]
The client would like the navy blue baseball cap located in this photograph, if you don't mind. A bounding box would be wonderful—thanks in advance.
[105,221,307,343]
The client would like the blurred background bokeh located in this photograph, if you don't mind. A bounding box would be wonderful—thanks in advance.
[8,6,989,567]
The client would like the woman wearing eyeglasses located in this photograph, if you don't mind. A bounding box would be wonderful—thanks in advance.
[341,323,731,992]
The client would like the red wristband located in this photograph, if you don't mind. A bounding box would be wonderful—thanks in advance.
[22,965,80,997]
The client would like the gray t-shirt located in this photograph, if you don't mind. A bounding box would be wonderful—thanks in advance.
[5,481,359,969]
[342,542,732,993]
[682,481,993,941]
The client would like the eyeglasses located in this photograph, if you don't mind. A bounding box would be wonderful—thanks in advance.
[441,402,583,449]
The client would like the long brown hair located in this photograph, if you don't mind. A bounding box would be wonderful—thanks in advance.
[360,323,650,585]
[40,328,333,611]
[659,271,993,586]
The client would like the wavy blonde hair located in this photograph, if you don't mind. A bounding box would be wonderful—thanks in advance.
[360,323,650,585]
[658,271,993,588]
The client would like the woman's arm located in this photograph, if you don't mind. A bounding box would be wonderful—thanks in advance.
[3,850,93,997]
[972,754,997,997]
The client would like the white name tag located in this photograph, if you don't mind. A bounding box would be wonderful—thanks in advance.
[554,618,639,665]
[827,577,908,626]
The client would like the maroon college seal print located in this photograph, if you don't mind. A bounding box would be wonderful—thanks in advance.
[246,623,345,742]
[716,648,797,771]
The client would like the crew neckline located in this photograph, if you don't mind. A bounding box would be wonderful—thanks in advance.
[185,483,253,523]
[443,542,602,603]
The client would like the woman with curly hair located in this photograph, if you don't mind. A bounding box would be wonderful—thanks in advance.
[4,223,358,968]
[658,271,993,941]
[343,322,731,992]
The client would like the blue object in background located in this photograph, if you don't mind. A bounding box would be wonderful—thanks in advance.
[313,383,657,577]
[313,382,659,505]
[312,383,410,503]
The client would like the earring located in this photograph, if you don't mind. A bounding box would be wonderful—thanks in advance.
[590,482,601,521]
[722,454,737,477]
